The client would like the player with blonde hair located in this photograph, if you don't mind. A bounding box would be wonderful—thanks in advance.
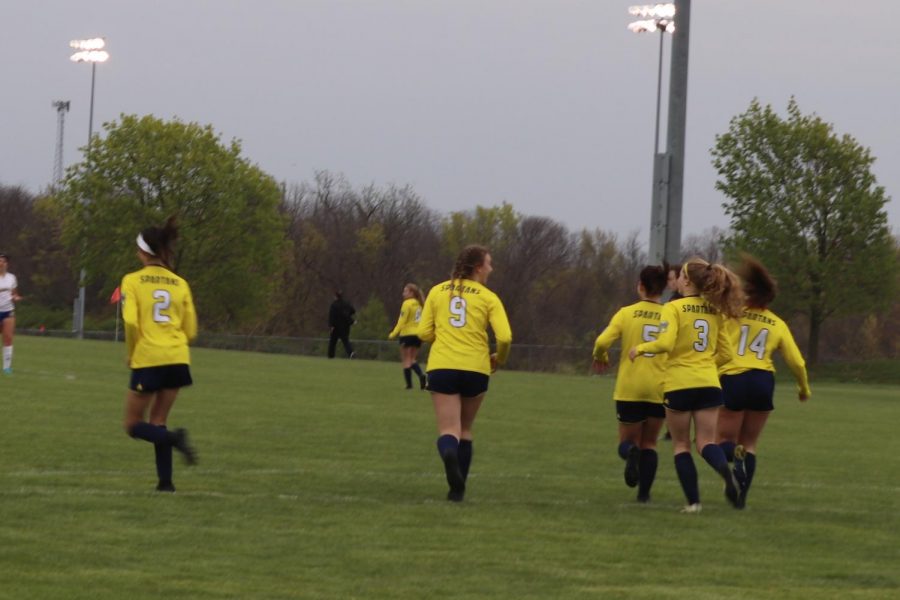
[629,257,745,512]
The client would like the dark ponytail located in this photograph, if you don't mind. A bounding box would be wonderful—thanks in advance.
[139,215,179,270]
[639,263,669,297]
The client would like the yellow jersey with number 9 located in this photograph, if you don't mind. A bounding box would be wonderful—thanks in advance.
[417,279,512,375]
[121,265,198,368]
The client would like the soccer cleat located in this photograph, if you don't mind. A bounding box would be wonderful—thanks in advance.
[171,428,198,466]
[441,449,466,500]
[405,385,413,390]
[156,481,176,493]
[624,445,640,488]
[2,368,12,375]
[636,493,650,504]
[721,466,744,509]
[680,503,702,514]
[446,489,465,503]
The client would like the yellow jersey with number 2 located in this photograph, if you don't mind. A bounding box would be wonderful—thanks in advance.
[121,265,198,369]
[418,279,512,376]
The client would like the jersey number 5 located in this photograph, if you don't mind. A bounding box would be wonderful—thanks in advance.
[152,289,172,323]
[641,324,660,357]
[449,296,467,328]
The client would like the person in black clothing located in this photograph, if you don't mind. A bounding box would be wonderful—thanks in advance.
[328,291,356,359]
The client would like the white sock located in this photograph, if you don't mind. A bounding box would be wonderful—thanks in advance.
[2,346,11,370]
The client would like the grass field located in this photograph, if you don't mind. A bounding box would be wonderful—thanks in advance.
[1,336,898,599]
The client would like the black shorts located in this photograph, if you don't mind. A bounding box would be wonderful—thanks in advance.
[398,335,422,348]
[721,370,775,412]
[0,310,12,324]
[427,369,489,397]
[616,401,666,424]
[129,364,193,393]
[664,387,723,412]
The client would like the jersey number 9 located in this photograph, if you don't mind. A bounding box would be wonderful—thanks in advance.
[449,296,467,328]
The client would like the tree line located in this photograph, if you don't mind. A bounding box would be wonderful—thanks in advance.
[1,101,897,363]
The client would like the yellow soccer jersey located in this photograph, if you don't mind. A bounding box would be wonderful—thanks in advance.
[635,296,733,393]
[388,298,423,339]
[719,308,811,396]
[418,279,512,376]
[121,265,198,369]
[593,301,666,403]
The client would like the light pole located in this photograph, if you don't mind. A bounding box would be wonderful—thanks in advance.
[628,4,675,264]
[69,37,109,339]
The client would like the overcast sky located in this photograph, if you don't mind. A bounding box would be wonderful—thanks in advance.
[2,0,898,245]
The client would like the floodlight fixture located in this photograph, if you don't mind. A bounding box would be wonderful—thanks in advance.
[70,38,109,63]
[628,4,676,33]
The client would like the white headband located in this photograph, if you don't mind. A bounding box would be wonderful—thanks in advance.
[136,233,156,256]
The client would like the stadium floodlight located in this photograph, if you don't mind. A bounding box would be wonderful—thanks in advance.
[69,38,109,63]
[69,37,109,339]
[628,4,676,265]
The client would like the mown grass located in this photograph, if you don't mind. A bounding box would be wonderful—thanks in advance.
[1,336,898,599]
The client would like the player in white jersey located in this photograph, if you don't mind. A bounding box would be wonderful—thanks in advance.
[0,253,22,375]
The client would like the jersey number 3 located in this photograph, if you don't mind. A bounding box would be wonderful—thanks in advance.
[449,297,467,328]
[152,289,172,323]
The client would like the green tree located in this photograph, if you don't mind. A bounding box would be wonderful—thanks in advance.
[712,98,897,362]
[54,114,287,329]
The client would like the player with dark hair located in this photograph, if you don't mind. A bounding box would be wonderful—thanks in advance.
[717,255,810,506]
[629,257,745,512]
[388,283,427,389]
[592,264,669,502]
[121,217,198,492]
[417,245,512,502]
[0,253,22,375]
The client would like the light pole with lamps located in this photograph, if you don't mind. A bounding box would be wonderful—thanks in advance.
[69,37,109,339]
[628,4,675,264]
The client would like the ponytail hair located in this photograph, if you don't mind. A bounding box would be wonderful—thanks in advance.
[639,263,669,297]
[138,215,179,270]
[737,254,777,308]
[405,283,425,305]
[683,257,744,318]
[450,244,490,296]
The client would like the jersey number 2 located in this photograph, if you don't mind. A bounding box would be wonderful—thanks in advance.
[152,290,172,323]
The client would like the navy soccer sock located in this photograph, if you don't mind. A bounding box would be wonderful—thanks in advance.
[410,363,423,377]
[436,434,459,458]
[744,452,757,493]
[618,440,635,460]
[700,443,729,474]
[674,452,700,505]
[154,425,173,485]
[403,368,412,388]
[719,440,736,462]
[637,449,658,500]
[130,422,172,445]
[458,439,473,480]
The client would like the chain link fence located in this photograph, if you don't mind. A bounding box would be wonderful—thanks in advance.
[20,328,599,374]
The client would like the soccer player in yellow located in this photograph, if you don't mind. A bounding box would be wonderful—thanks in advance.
[629,258,745,512]
[417,245,512,502]
[387,283,426,390]
[121,217,198,492]
[717,256,811,506]
[592,264,668,502]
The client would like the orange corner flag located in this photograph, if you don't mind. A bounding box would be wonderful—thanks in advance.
[109,286,121,304]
